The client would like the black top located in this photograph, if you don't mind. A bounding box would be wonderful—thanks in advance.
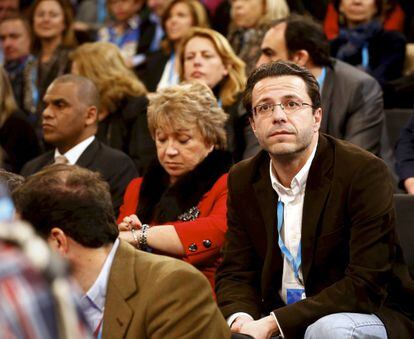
[96,95,156,175]
[0,111,41,173]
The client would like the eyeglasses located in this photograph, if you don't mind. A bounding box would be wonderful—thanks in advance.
[252,99,314,118]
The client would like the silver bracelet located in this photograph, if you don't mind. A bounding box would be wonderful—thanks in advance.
[131,228,139,249]
[138,224,150,251]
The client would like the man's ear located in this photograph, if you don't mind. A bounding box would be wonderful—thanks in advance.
[291,50,310,67]
[85,106,98,126]
[313,107,323,132]
[249,115,257,135]
[48,227,69,256]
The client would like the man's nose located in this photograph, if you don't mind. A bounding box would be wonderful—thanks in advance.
[271,104,288,122]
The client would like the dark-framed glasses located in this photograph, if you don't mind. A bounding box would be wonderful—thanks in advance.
[252,99,314,118]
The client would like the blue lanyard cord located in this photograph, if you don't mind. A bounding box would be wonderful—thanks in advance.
[168,52,176,85]
[361,45,369,69]
[277,200,303,284]
[97,0,106,24]
[317,66,326,91]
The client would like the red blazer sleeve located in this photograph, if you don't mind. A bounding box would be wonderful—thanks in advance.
[173,174,228,265]
[117,174,228,266]
[117,177,143,223]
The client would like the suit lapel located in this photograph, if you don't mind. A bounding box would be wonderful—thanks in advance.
[76,139,99,168]
[252,154,282,292]
[301,135,334,283]
[320,65,335,134]
[103,241,137,338]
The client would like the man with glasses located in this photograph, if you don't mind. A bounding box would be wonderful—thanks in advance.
[215,61,414,339]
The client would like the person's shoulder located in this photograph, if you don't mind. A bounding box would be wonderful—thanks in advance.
[21,151,53,176]
[97,141,135,161]
[376,29,406,43]
[323,133,385,167]
[229,150,269,184]
[331,59,379,85]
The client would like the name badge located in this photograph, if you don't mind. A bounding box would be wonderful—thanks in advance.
[286,288,306,304]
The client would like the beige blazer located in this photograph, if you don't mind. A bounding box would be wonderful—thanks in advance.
[102,240,231,339]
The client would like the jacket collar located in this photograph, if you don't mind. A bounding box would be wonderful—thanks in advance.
[102,240,137,338]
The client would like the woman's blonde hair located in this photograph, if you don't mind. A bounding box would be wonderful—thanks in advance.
[179,27,246,107]
[70,42,147,113]
[147,82,228,149]
[231,0,289,27]
[0,67,18,126]
[30,0,77,52]
[161,0,209,53]
[264,0,289,23]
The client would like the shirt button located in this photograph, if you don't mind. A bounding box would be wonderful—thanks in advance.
[202,239,212,248]
[188,243,198,252]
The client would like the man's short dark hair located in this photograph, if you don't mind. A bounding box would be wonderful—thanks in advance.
[273,14,331,68]
[14,164,118,247]
[243,61,321,115]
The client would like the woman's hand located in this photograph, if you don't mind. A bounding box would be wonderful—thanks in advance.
[118,214,142,231]
[118,214,143,247]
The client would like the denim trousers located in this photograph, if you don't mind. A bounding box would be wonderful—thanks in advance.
[304,313,387,339]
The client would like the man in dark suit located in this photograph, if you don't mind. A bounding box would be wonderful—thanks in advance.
[215,61,414,338]
[253,14,385,157]
[396,112,414,193]
[21,74,138,214]
[15,164,231,338]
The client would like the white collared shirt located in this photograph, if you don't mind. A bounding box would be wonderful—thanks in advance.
[54,136,95,165]
[269,142,317,304]
[79,238,120,332]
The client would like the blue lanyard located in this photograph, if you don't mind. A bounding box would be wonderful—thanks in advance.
[97,0,106,24]
[277,200,302,284]
[168,52,176,85]
[30,61,39,108]
[361,45,369,69]
[317,66,326,90]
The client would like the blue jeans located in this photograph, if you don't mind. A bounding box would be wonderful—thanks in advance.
[305,313,387,339]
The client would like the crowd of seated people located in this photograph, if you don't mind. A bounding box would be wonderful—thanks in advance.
[0,0,414,337]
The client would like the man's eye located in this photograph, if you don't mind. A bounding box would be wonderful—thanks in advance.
[259,104,271,112]
[286,100,300,108]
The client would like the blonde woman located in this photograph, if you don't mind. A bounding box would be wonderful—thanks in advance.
[0,67,40,173]
[137,0,209,91]
[179,27,249,161]
[71,42,155,174]
[228,0,289,74]
[118,82,232,290]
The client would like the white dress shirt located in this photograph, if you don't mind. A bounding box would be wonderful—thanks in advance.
[79,238,120,333]
[54,136,95,165]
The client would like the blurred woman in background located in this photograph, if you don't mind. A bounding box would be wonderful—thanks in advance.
[137,0,209,91]
[179,27,251,161]
[29,0,77,119]
[227,0,289,75]
[329,0,406,87]
[71,42,155,174]
[0,67,40,173]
